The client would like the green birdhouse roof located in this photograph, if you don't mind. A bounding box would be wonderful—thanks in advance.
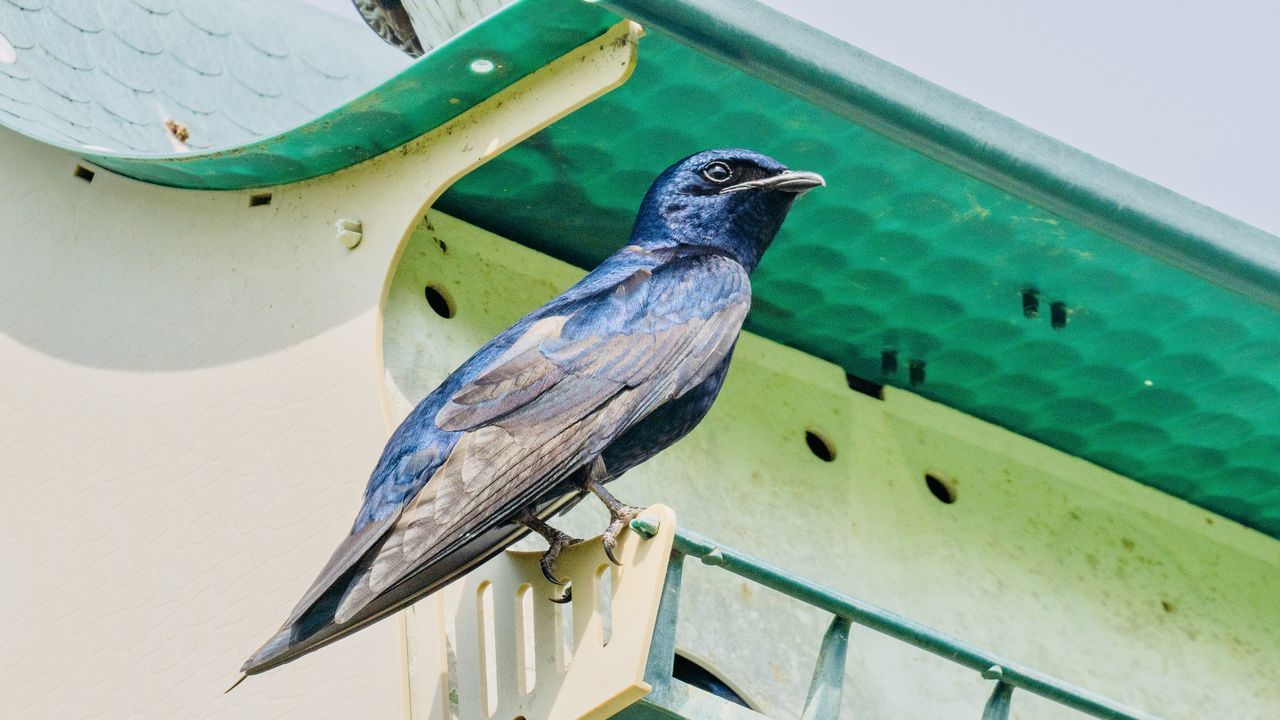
[2,0,1277,538]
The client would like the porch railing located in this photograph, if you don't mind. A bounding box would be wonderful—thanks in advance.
[624,517,1163,720]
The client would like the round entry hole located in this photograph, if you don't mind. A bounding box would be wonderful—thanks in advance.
[925,473,955,504]
[424,285,455,318]
[805,430,836,462]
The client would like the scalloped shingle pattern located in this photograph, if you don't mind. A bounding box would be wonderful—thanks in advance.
[0,0,408,155]
[438,32,1280,538]
[0,0,616,188]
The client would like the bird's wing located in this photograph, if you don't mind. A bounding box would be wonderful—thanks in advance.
[278,445,444,628]
[278,508,402,628]
[352,0,424,57]
[333,253,750,622]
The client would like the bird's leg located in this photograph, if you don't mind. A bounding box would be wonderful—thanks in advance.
[579,459,644,565]
[590,481,644,565]
[519,509,580,603]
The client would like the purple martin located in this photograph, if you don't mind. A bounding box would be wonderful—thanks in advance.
[237,149,823,680]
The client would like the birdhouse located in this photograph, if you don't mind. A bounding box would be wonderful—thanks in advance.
[2,1,1276,719]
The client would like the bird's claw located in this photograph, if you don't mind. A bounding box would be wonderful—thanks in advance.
[540,561,566,587]
[601,504,643,566]
[521,509,581,595]
[537,532,581,587]
[549,584,573,604]
[603,536,621,566]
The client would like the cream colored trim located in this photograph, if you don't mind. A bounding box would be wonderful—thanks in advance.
[403,506,677,720]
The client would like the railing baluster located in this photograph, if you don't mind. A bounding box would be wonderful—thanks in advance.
[982,677,1015,720]
[640,550,686,699]
[629,518,1164,720]
[800,615,852,720]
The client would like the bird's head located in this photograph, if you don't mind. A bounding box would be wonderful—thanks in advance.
[631,148,824,272]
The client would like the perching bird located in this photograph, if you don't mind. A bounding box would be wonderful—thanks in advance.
[352,0,513,58]
[352,0,423,56]
[237,149,823,681]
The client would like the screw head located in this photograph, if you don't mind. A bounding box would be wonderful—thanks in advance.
[336,219,363,249]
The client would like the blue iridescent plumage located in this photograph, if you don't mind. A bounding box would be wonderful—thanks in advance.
[239,148,822,677]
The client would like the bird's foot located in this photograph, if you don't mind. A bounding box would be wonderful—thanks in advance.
[520,509,581,602]
[537,530,581,586]
[601,503,644,565]
[577,467,644,565]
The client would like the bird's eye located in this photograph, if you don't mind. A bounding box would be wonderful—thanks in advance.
[701,161,733,183]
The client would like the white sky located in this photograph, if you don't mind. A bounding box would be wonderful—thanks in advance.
[761,1,1280,236]
[307,0,1280,235]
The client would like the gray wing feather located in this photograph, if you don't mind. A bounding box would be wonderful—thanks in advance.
[279,508,403,627]
[277,446,442,627]
[352,0,424,56]
[436,315,570,431]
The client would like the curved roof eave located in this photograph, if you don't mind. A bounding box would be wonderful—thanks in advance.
[58,0,617,190]
[9,0,1278,537]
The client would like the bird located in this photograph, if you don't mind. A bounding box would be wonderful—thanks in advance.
[236,148,823,683]
[352,0,423,56]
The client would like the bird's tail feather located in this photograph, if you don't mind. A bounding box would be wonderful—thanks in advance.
[239,521,529,676]
[239,490,586,676]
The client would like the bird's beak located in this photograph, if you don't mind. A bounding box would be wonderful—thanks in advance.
[720,170,826,195]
